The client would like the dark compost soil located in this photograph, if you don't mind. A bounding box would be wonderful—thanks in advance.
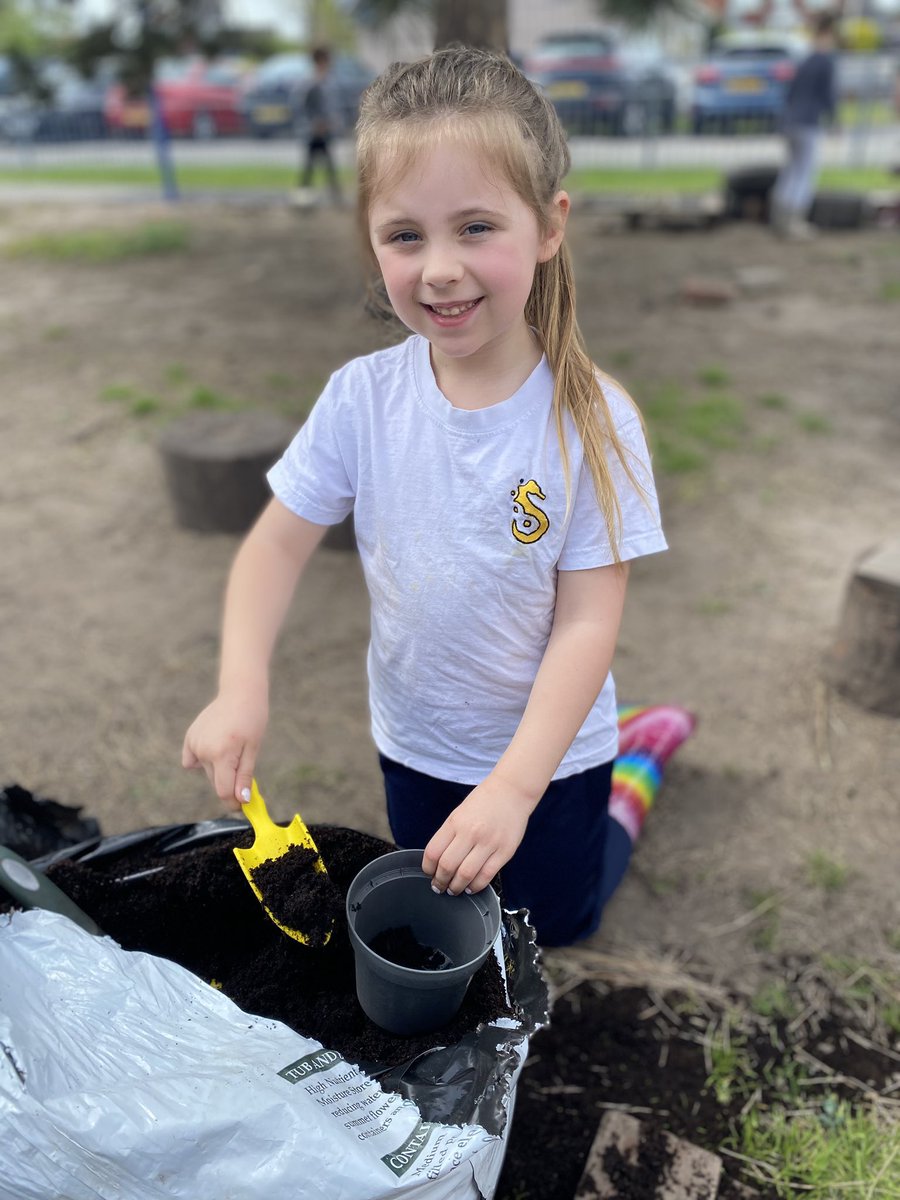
[494,968,898,1200]
[3,806,898,1198]
[248,842,343,944]
[36,825,513,1069]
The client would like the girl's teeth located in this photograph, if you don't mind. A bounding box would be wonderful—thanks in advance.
[433,301,477,316]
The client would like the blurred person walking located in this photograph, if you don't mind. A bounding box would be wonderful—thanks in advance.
[292,46,343,209]
[771,11,838,240]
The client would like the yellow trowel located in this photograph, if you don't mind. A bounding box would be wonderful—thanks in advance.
[233,779,335,947]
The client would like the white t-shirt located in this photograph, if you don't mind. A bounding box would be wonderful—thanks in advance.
[268,334,667,784]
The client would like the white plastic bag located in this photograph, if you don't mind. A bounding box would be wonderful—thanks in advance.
[0,910,527,1200]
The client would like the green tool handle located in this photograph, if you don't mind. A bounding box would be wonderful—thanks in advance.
[0,844,103,936]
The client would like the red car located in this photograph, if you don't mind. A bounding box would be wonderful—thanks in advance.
[104,58,246,138]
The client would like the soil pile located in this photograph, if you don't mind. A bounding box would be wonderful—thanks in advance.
[36,825,513,1069]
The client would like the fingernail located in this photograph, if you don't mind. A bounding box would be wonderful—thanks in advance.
[240,787,251,803]
[431,884,442,895]
[464,888,473,895]
[446,888,456,897]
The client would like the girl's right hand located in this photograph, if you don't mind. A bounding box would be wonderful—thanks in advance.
[181,689,269,810]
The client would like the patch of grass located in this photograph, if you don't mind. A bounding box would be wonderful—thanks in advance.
[0,163,893,197]
[750,981,796,1021]
[100,383,136,403]
[165,362,191,385]
[706,1022,756,1107]
[188,385,234,410]
[651,436,708,475]
[43,324,69,341]
[797,411,832,435]
[98,364,318,431]
[130,395,162,417]
[683,393,743,447]
[758,392,789,410]
[6,221,190,262]
[645,872,683,898]
[732,1100,900,1199]
[746,889,782,952]
[569,165,894,195]
[806,851,849,891]
[643,381,745,475]
[101,382,163,418]
[879,280,900,302]
[884,1003,900,1036]
[0,162,343,191]
[697,364,731,388]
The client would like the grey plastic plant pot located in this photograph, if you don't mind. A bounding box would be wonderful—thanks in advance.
[346,849,502,1037]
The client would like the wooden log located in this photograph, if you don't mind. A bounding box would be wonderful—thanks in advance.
[158,411,293,534]
[574,1111,722,1199]
[825,540,900,717]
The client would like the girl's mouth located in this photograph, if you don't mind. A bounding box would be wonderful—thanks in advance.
[424,298,482,323]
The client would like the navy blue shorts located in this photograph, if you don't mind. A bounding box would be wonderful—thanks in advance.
[379,755,619,947]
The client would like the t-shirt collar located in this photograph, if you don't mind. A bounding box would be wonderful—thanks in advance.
[411,334,553,433]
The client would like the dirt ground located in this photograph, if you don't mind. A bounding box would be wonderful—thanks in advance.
[1,195,899,1004]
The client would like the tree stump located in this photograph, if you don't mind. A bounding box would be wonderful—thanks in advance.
[158,411,294,534]
[824,539,900,717]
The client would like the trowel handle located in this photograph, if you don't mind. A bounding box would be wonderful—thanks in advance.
[242,778,274,837]
[0,844,103,936]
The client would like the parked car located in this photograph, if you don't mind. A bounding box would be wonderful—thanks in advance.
[240,52,374,138]
[0,61,109,142]
[524,29,678,135]
[691,30,808,133]
[104,58,246,138]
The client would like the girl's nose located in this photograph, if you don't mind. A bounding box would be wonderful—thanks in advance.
[421,243,462,288]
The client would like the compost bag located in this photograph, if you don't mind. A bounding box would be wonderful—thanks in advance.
[0,818,548,1200]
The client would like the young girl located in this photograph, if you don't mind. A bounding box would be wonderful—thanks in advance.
[182,47,667,947]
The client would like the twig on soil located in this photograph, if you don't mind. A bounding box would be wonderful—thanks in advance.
[814,678,834,771]
[594,1101,660,1115]
[793,1045,900,1109]
[541,945,735,1010]
[844,1028,900,1066]
[701,891,787,938]
[647,988,684,1026]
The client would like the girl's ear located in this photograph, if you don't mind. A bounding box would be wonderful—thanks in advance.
[537,190,571,263]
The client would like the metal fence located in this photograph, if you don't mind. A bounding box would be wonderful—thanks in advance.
[0,50,897,178]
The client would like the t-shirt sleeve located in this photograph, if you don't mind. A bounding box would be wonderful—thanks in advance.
[558,383,667,570]
[267,371,357,525]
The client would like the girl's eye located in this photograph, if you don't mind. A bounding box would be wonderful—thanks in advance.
[464,222,491,236]
[390,230,420,244]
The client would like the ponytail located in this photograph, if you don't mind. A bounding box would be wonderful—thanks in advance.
[529,246,648,561]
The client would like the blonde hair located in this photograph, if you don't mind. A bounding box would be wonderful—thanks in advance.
[356,46,648,557]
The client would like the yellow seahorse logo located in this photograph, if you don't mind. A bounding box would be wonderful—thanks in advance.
[510,478,550,544]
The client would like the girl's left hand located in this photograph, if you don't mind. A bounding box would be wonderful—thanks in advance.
[422,775,535,896]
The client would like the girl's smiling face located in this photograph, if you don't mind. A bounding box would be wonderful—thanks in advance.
[368,140,567,390]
